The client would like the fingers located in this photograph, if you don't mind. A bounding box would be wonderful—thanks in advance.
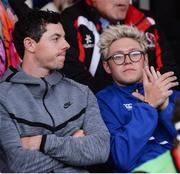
[20,137,28,145]
[144,66,160,82]
[150,66,158,79]
[72,129,85,138]
[145,67,178,90]
[142,66,177,109]
[163,81,179,91]
[157,72,179,90]
[161,75,177,85]
[144,66,153,82]
[144,66,176,84]
[166,89,173,97]
[157,71,161,78]
[132,92,145,102]
[20,135,42,150]
[159,90,173,101]
[157,71,174,83]
[143,69,149,85]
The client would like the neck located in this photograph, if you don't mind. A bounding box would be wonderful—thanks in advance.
[22,55,49,78]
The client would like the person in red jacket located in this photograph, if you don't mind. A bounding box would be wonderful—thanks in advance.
[9,0,180,93]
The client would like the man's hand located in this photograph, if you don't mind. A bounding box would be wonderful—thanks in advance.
[21,129,85,151]
[21,135,42,150]
[72,129,85,138]
[132,66,178,110]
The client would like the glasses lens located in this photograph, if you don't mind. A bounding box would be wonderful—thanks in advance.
[129,51,142,62]
[113,54,124,65]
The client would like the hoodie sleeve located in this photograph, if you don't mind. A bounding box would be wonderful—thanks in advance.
[39,89,110,166]
[96,95,159,172]
[0,104,62,172]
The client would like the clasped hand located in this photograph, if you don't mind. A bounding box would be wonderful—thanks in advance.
[132,66,179,110]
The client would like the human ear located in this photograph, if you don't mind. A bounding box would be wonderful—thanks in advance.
[23,37,36,53]
[103,61,112,74]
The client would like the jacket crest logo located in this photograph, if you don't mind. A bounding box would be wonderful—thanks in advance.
[123,103,132,110]
[83,34,94,48]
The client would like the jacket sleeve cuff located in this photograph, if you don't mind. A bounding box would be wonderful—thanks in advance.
[40,134,47,153]
[159,103,173,120]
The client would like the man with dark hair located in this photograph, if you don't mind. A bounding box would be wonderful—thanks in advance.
[0,9,110,172]
[12,8,62,59]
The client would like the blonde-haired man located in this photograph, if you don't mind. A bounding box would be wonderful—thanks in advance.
[96,25,180,172]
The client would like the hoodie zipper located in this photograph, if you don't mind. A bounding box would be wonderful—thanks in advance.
[41,78,55,133]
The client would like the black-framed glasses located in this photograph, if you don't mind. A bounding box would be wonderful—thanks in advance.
[106,50,145,65]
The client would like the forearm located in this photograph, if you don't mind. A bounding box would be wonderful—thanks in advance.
[41,89,110,166]
[41,131,109,166]
[4,148,61,172]
[0,113,61,172]
[1,136,61,172]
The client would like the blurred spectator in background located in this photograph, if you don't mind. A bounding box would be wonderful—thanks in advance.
[40,0,62,12]
[60,0,180,93]
[32,0,51,9]
[40,0,77,12]
[133,97,180,173]
[14,0,77,13]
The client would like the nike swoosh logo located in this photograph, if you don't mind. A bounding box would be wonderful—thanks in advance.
[64,102,72,109]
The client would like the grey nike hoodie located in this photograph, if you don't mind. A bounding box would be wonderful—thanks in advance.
[0,65,110,172]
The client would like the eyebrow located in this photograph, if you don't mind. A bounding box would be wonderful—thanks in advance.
[113,48,142,54]
[50,33,65,38]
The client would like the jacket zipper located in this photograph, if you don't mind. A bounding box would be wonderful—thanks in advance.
[42,78,55,133]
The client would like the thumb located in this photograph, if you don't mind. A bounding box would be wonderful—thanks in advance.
[132,92,145,102]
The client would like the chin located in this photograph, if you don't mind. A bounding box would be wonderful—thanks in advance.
[116,79,136,86]
[116,13,127,20]
[56,63,64,69]
[49,65,64,70]
[124,78,138,85]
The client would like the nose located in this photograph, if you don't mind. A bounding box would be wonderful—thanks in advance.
[124,54,132,64]
[62,38,70,51]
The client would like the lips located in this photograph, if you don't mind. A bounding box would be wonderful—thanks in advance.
[116,3,126,6]
[115,4,127,10]
[123,68,136,72]
[57,52,66,57]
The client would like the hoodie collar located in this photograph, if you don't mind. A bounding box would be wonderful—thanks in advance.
[2,65,63,86]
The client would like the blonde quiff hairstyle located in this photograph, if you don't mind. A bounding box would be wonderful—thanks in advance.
[98,25,148,61]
